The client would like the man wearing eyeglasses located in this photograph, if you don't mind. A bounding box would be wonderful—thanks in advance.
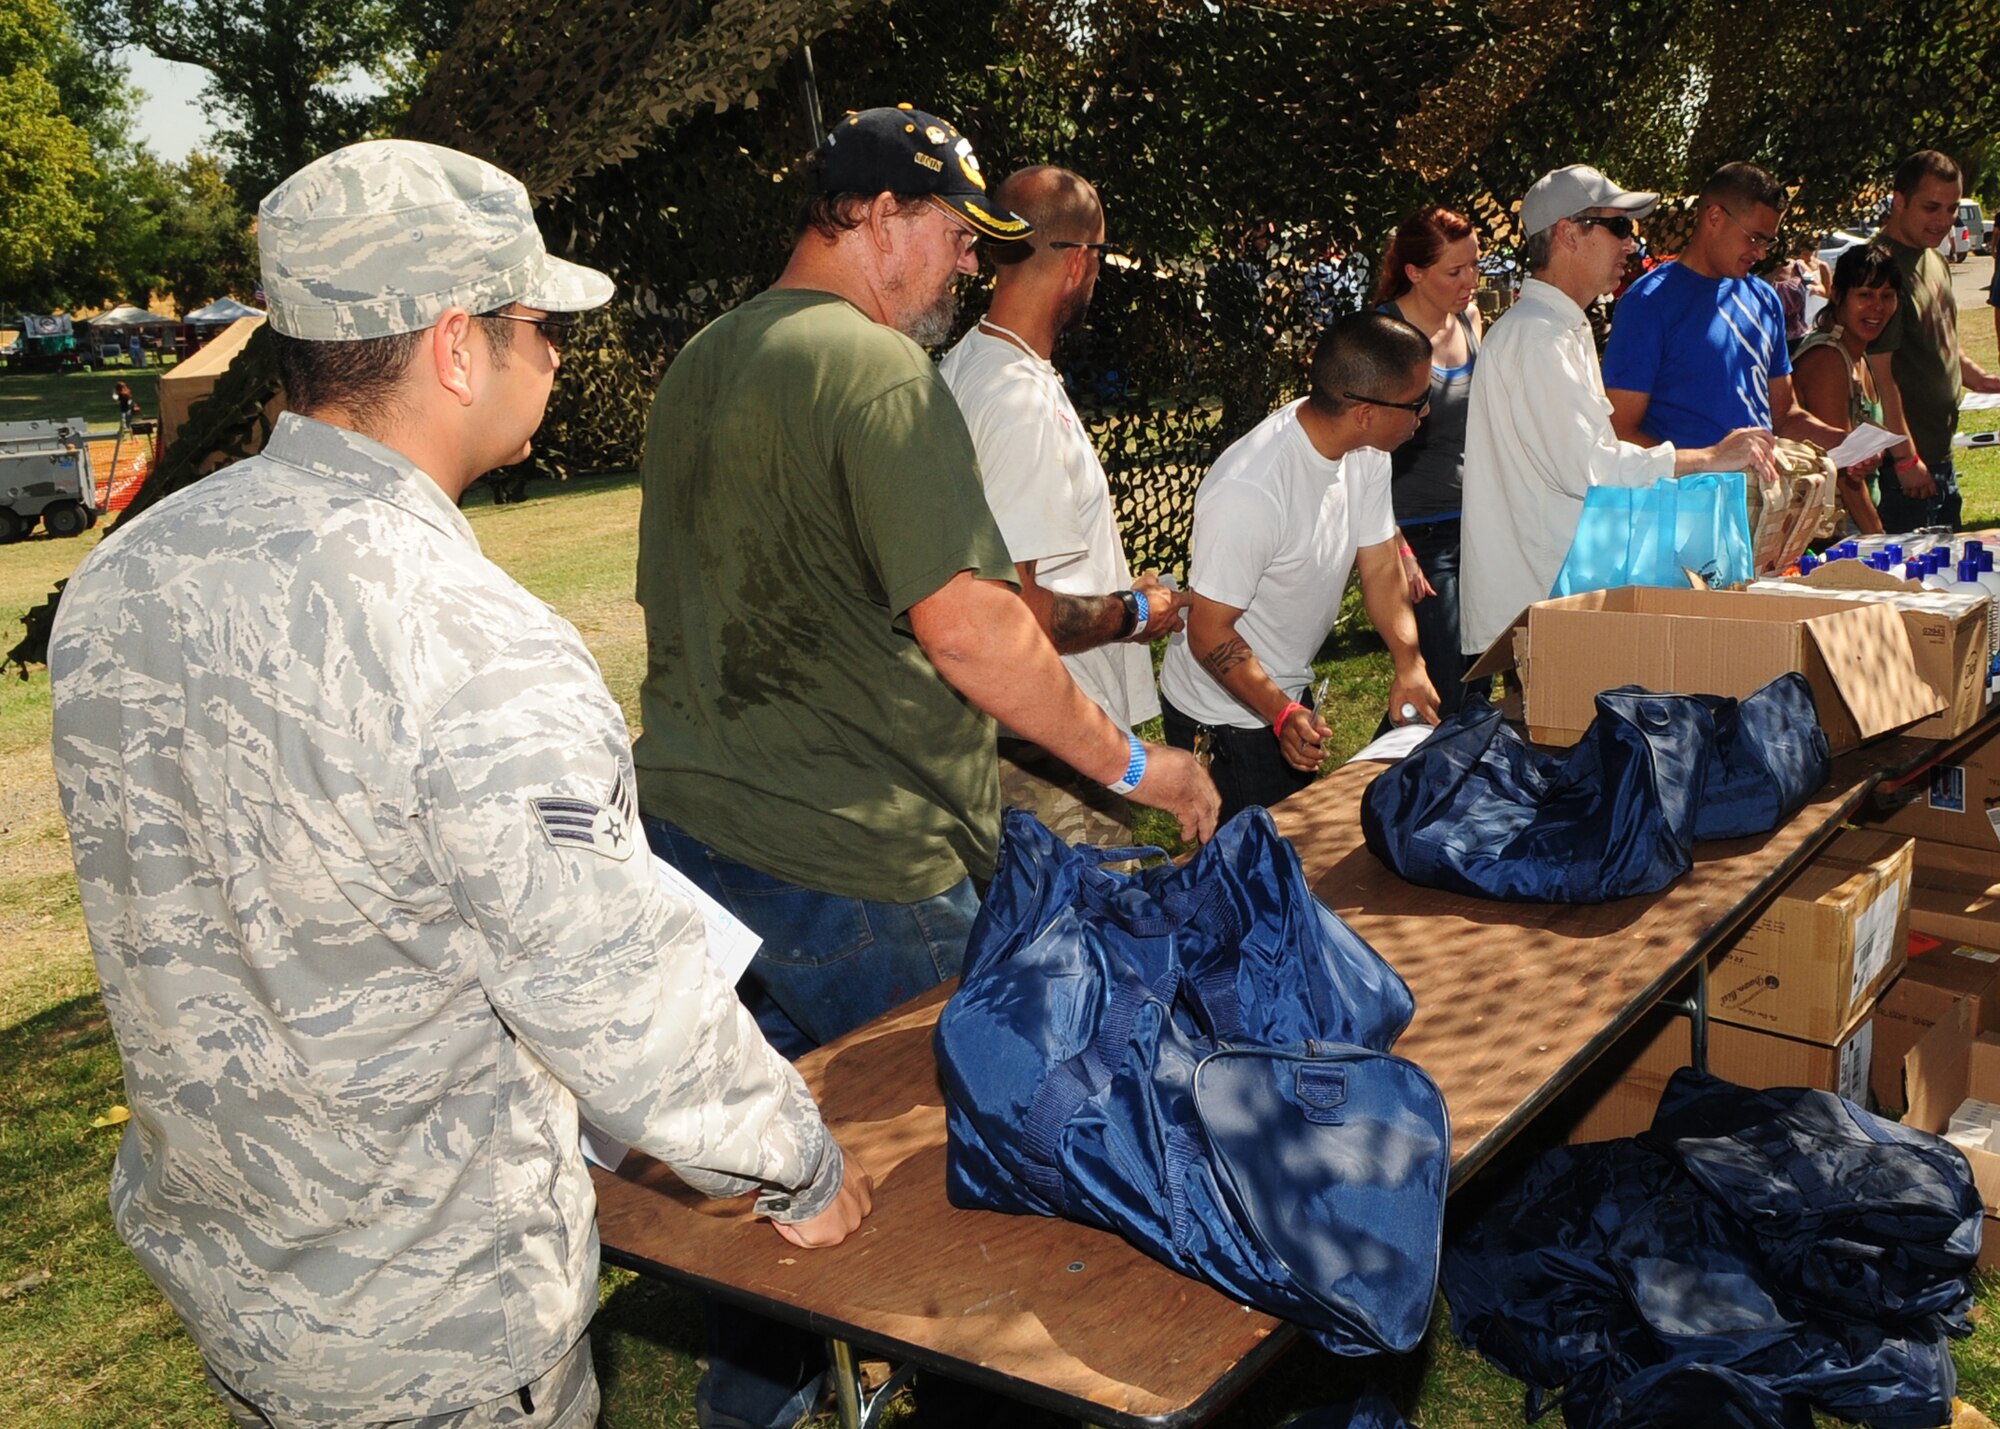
[50,140,868,1429]
[1603,163,1848,459]
[635,108,1219,1429]
[1459,165,1777,662]
[1158,311,1441,823]
[938,165,1185,845]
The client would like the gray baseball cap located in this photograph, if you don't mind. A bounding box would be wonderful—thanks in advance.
[1520,164,1659,238]
[259,139,614,341]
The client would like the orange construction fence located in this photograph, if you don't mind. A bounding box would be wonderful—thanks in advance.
[89,431,156,514]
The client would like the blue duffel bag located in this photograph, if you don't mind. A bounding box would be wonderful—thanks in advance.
[936,807,1451,1356]
[1360,675,1830,903]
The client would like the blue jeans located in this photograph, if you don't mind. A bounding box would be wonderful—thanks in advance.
[640,815,978,1429]
[1874,460,1961,535]
[1402,516,1469,718]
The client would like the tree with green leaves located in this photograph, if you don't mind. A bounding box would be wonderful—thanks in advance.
[0,0,100,299]
[70,0,463,205]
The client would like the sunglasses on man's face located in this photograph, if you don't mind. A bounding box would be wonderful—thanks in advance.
[1574,215,1638,241]
[487,311,578,353]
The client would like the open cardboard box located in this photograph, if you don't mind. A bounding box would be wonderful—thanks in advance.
[1746,562,1989,741]
[1466,587,1940,753]
[1904,989,2000,1269]
[1872,929,2000,1112]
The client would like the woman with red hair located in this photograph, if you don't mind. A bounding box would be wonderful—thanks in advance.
[1376,205,1482,714]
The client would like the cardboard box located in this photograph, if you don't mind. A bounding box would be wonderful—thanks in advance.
[1903,838,2000,942]
[1868,739,2000,854]
[1747,563,1989,740]
[1870,934,2000,1111]
[1708,829,1911,1043]
[1564,1007,1874,1144]
[1904,993,2000,1265]
[1466,587,1940,753]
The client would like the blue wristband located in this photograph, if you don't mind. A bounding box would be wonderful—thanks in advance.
[1129,589,1150,638]
[1107,733,1147,794]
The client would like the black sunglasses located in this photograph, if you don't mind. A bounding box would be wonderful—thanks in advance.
[486,311,577,353]
[1047,240,1116,254]
[1574,215,1638,240]
[1343,389,1431,415]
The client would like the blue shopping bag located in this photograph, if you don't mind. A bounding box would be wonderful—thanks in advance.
[1552,472,1753,596]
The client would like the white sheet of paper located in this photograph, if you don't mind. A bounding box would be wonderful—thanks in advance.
[1344,721,1436,764]
[1825,422,1905,469]
[1961,391,2000,411]
[581,858,766,1171]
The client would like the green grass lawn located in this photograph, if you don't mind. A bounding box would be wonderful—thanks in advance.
[3,392,1999,1423]
[0,368,168,437]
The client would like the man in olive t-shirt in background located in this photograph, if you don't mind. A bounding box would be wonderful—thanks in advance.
[1867,150,2000,531]
[633,106,1218,1429]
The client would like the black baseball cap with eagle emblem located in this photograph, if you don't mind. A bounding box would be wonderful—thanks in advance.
[815,105,1033,242]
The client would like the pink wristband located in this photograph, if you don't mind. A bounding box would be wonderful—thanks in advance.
[1273,701,1307,741]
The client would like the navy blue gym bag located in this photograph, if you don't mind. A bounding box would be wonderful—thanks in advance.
[936,807,1451,1356]
[1360,676,1829,903]
[1443,1069,1980,1429]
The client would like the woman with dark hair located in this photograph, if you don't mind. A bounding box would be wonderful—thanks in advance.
[1792,245,1901,534]
[113,380,139,432]
[1375,205,1481,714]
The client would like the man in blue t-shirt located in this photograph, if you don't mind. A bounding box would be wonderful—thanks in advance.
[1604,163,1847,453]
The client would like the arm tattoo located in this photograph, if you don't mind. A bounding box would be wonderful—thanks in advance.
[1049,593,1119,652]
[1200,635,1255,680]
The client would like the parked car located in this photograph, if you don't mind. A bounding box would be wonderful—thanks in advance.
[1816,228,1872,270]
[1959,200,1991,256]
[1940,215,1975,263]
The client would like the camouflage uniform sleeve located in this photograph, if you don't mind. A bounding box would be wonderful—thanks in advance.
[414,626,843,1222]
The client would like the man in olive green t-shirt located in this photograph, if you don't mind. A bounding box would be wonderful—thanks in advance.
[634,104,1217,1429]
[1867,150,2000,532]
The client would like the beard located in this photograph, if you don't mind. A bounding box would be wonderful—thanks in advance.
[1059,285,1093,335]
[892,279,960,348]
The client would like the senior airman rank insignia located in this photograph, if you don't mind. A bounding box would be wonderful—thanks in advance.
[530,770,638,861]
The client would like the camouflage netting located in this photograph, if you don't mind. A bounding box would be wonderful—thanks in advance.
[14,0,1999,668]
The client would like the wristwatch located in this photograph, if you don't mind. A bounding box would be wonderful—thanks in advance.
[1115,589,1143,640]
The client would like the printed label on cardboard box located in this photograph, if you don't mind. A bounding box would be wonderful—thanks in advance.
[1839,1019,1873,1103]
[1850,881,1903,1006]
[1930,765,1967,813]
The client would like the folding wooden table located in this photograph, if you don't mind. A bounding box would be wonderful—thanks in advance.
[592,731,1955,1427]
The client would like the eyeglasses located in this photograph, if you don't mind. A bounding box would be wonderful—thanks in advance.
[487,311,576,353]
[1719,207,1778,251]
[1344,390,1431,416]
[1574,215,1638,240]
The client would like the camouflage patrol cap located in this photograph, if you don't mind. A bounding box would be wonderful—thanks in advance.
[259,139,614,341]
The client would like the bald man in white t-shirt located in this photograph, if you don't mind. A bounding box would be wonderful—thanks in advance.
[941,166,1183,843]
[1160,312,1440,822]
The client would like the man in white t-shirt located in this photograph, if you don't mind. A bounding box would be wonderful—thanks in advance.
[1159,311,1440,822]
[941,166,1182,842]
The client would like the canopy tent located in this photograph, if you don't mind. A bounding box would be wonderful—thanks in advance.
[90,305,175,327]
[183,297,265,326]
[157,317,282,455]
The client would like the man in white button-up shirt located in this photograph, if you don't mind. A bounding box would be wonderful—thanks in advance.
[1459,165,1777,660]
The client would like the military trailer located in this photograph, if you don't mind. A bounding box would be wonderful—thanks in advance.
[0,419,101,541]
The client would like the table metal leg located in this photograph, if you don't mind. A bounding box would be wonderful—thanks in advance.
[1689,958,1709,1075]
[825,1338,916,1429]
[1666,959,1711,1076]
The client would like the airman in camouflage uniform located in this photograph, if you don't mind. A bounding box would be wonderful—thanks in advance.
[50,138,870,1429]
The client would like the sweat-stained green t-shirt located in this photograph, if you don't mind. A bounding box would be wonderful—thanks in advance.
[633,289,1017,902]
